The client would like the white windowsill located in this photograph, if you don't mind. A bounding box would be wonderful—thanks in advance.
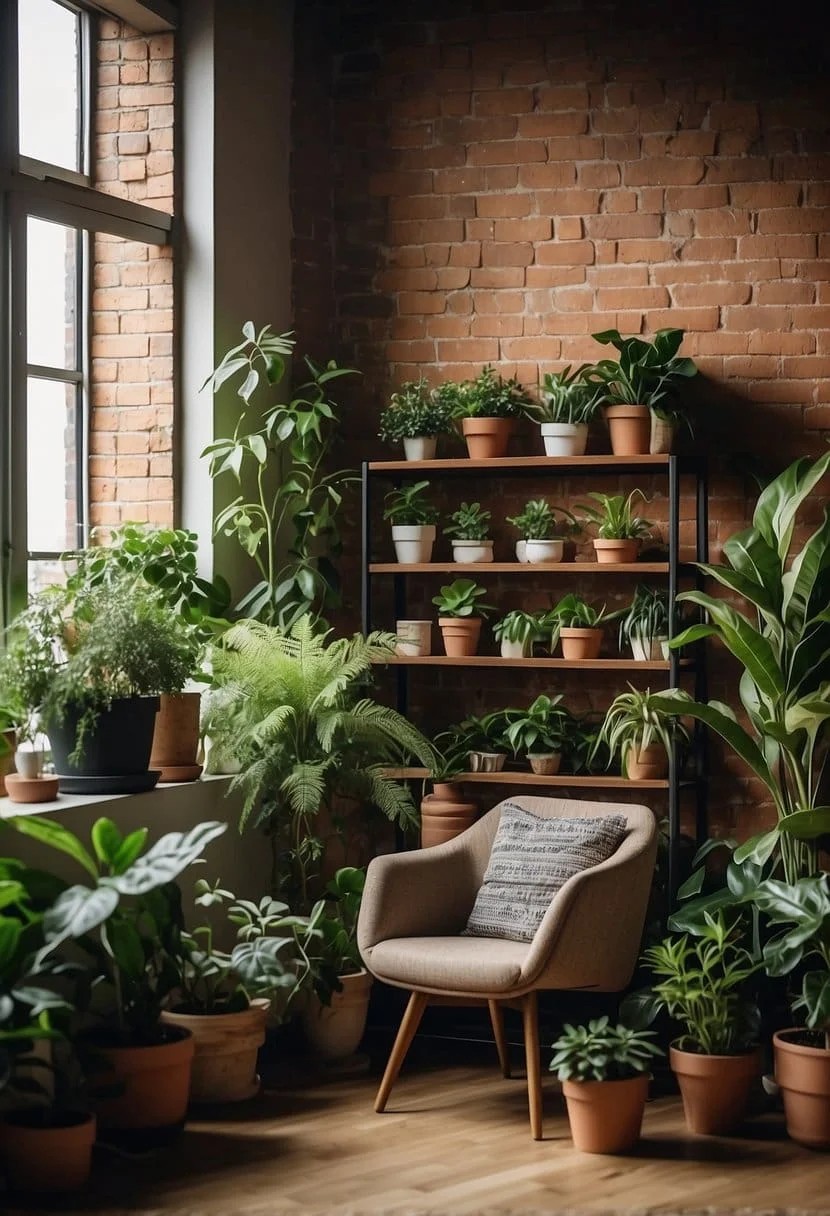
[0,773,234,819]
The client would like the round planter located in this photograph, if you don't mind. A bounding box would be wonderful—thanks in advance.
[670,1045,761,1135]
[605,404,651,456]
[83,1026,194,1133]
[774,1029,830,1149]
[302,969,373,1062]
[560,627,602,661]
[0,729,17,796]
[631,635,668,663]
[4,773,59,804]
[461,417,515,460]
[451,539,494,564]
[438,616,482,657]
[528,753,561,775]
[420,782,478,848]
[403,435,437,461]
[150,692,202,783]
[467,751,506,773]
[46,696,160,793]
[0,1111,95,1194]
[392,524,436,564]
[395,619,432,657]
[500,638,531,659]
[562,1074,649,1154]
[541,422,588,457]
[593,538,640,565]
[161,999,269,1104]
[626,742,668,782]
[650,414,675,455]
[525,538,564,564]
[515,540,528,564]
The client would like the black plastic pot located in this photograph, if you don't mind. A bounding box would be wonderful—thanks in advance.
[46,696,160,794]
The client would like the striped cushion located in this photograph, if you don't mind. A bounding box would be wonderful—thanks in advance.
[463,805,628,943]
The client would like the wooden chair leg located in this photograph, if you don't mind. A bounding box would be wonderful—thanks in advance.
[521,990,543,1140]
[488,999,511,1078]
[374,991,428,1113]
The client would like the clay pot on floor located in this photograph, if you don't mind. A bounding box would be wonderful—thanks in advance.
[161,999,269,1104]
[403,436,437,461]
[0,1111,96,1194]
[302,969,373,1061]
[83,1025,194,1134]
[420,782,477,847]
[439,616,482,657]
[150,692,202,782]
[626,743,668,782]
[562,1074,649,1153]
[541,422,588,457]
[605,404,651,456]
[560,627,602,661]
[774,1029,830,1149]
[0,729,16,795]
[461,417,514,459]
[528,753,561,775]
[593,539,640,565]
[670,1045,761,1135]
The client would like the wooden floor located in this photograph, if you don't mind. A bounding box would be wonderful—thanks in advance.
[10,1062,830,1216]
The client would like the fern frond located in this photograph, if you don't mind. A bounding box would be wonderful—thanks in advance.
[280,761,330,820]
[363,767,419,830]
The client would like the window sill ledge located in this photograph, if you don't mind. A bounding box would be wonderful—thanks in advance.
[0,772,234,819]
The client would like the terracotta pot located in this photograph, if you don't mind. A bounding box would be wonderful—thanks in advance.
[560,626,602,660]
[302,969,373,1061]
[421,782,478,847]
[461,417,515,459]
[626,742,668,781]
[4,773,59,804]
[525,538,564,563]
[395,619,432,657]
[439,616,482,657]
[562,1074,649,1153]
[392,524,436,564]
[160,999,269,1104]
[500,638,531,659]
[593,538,640,564]
[451,539,494,564]
[0,729,16,795]
[670,1045,761,1135]
[528,753,561,775]
[541,422,588,457]
[774,1029,830,1149]
[606,404,651,456]
[0,1111,96,1193]
[150,692,202,783]
[631,635,668,662]
[84,1026,194,1132]
[403,435,437,461]
[650,414,675,454]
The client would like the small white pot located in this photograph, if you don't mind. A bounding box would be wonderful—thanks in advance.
[403,436,437,461]
[525,538,564,564]
[468,751,507,773]
[516,540,528,564]
[395,620,432,657]
[541,422,589,457]
[631,635,669,662]
[392,524,436,564]
[500,638,530,659]
[451,539,494,564]
[14,749,44,779]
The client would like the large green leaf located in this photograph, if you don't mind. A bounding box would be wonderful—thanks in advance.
[778,807,830,840]
[733,827,780,866]
[8,817,98,880]
[722,527,782,607]
[754,450,830,562]
[101,918,145,981]
[108,821,227,896]
[670,591,783,703]
[782,507,830,634]
[91,819,122,867]
[43,884,120,947]
[798,970,830,1031]
[0,918,22,972]
[651,693,775,798]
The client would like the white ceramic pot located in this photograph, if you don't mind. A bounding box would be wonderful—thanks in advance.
[451,539,494,564]
[468,751,507,773]
[302,969,373,1062]
[525,538,564,563]
[541,422,589,457]
[500,638,530,659]
[395,620,432,657]
[631,635,668,662]
[392,524,436,564]
[516,540,528,564]
[403,436,437,461]
[14,749,45,779]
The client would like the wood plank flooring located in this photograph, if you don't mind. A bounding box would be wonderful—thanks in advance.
[9,1062,830,1216]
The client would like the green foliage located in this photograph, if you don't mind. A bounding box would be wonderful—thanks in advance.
[577,489,654,541]
[444,502,491,542]
[503,694,571,756]
[493,610,540,647]
[202,322,359,630]
[455,709,512,754]
[589,328,697,415]
[431,578,493,619]
[428,728,471,782]
[619,585,670,651]
[383,480,440,527]
[507,498,576,541]
[550,1016,661,1083]
[309,867,366,1005]
[378,379,454,444]
[529,365,603,425]
[540,594,626,648]
[436,365,533,420]
[597,685,688,776]
[753,875,830,1040]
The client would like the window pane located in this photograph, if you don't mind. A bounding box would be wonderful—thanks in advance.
[18,0,81,172]
[28,559,67,598]
[27,217,78,369]
[27,378,78,553]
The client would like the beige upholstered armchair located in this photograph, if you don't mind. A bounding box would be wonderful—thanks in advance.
[357,795,658,1139]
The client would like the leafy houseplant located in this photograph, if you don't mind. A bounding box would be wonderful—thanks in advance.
[456,710,511,772]
[597,685,688,781]
[303,868,372,1062]
[503,694,571,774]
[550,1017,661,1153]
[202,322,358,629]
[577,490,654,564]
[493,610,540,659]
[528,365,603,456]
[383,480,440,564]
[444,502,493,564]
[419,730,478,849]
[378,378,454,461]
[506,499,576,564]
[542,594,626,661]
[439,365,533,459]
[431,579,493,657]
[619,585,670,662]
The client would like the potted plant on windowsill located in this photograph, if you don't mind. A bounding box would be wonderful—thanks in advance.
[577,490,655,565]
[419,731,478,847]
[542,594,626,661]
[444,501,494,564]
[619,585,670,662]
[550,1017,661,1153]
[507,499,577,564]
[0,692,54,804]
[378,378,454,462]
[440,365,532,460]
[383,480,440,564]
[597,685,688,781]
[493,610,539,659]
[527,365,603,457]
[432,579,493,657]
[303,868,372,1063]
[504,694,571,775]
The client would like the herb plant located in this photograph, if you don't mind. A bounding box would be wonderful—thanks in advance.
[550,1017,661,1083]
[444,502,491,543]
[378,379,454,444]
[383,481,440,527]
[436,365,532,420]
[577,490,654,541]
[507,499,576,541]
[529,365,603,425]
[432,579,493,619]
[589,328,697,418]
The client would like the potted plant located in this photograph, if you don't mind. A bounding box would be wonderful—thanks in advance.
[383,480,440,564]
[431,579,493,657]
[550,1017,661,1153]
[420,731,478,847]
[0,704,16,794]
[503,694,571,775]
[444,501,494,564]
[507,499,577,564]
[597,685,688,781]
[456,710,510,773]
[440,365,532,460]
[378,378,454,461]
[619,585,670,662]
[589,328,697,456]
[542,594,625,661]
[642,912,761,1135]
[493,610,539,659]
[394,619,432,657]
[577,490,654,564]
[527,365,603,456]
[303,868,373,1062]
[0,694,55,804]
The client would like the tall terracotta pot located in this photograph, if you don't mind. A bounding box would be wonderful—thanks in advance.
[160,999,269,1103]
[439,616,482,657]
[626,743,668,781]
[84,1026,194,1134]
[461,417,515,459]
[420,782,477,847]
[670,1045,760,1135]
[150,691,203,782]
[560,626,602,660]
[0,1112,96,1194]
[562,1074,649,1153]
[605,404,651,456]
[774,1029,830,1149]
[302,969,373,1061]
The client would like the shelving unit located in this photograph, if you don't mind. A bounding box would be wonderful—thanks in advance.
[361,452,709,899]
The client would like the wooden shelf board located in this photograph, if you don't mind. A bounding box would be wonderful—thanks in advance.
[369,561,677,574]
[376,656,691,670]
[382,766,673,789]
[368,455,674,474]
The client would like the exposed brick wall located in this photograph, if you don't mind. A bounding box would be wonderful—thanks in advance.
[90,19,174,529]
[291,0,830,842]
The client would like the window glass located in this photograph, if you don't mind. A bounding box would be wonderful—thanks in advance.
[27,216,78,369]
[18,0,82,172]
[26,377,78,554]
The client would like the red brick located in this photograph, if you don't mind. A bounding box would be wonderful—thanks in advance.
[481,242,535,267]
[557,217,583,240]
[398,292,447,315]
[757,207,830,234]
[596,286,670,310]
[493,218,552,242]
[672,283,752,306]
[476,194,531,218]
[469,267,526,288]
[665,185,729,210]
[467,140,546,165]
[625,158,705,186]
[474,89,534,115]
[585,214,662,240]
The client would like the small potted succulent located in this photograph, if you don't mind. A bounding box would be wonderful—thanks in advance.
[619,585,670,662]
[493,610,539,659]
[543,594,626,661]
[383,480,440,563]
[457,710,510,773]
[504,694,571,775]
[550,1017,661,1153]
[527,365,603,456]
[431,578,493,657]
[378,377,454,461]
[577,489,654,564]
[420,731,478,847]
[597,685,688,780]
[507,499,577,564]
[394,619,432,657]
[444,501,494,564]
[439,365,532,460]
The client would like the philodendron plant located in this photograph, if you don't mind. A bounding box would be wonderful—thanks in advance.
[754,874,830,1048]
[589,329,697,420]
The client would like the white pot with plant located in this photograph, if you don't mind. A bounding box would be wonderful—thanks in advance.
[577,489,654,565]
[596,685,687,781]
[395,620,432,657]
[303,868,373,1062]
[619,585,670,662]
[493,610,539,659]
[543,594,626,662]
[383,480,439,564]
[507,498,576,565]
[527,365,604,457]
[437,365,532,460]
[444,501,494,564]
[504,694,571,775]
[458,710,509,773]
[378,377,454,462]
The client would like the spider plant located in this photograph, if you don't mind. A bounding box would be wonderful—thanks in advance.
[493,610,540,648]
[529,366,604,425]
[540,594,626,650]
[577,490,654,541]
[597,686,688,777]
[619,586,670,656]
